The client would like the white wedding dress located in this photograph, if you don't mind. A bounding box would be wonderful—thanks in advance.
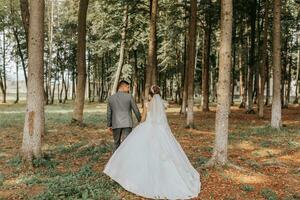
[103,95,201,199]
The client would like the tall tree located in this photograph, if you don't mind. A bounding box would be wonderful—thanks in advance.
[19,0,29,44]
[72,0,89,124]
[247,0,256,114]
[0,30,7,103]
[258,0,269,118]
[207,0,233,166]
[271,0,282,129]
[21,0,45,163]
[202,0,212,112]
[186,0,197,128]
[144,0,158,103]
[110,3,129,95]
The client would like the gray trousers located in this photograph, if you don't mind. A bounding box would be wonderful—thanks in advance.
[112,127,132,151]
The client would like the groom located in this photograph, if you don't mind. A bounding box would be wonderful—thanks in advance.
[107,80,141,151]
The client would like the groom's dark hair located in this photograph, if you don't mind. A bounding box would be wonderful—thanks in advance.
[118,80,130,88]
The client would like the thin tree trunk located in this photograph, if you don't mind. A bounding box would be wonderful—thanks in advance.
[72,0,89,124]
[202,10,211,112]
[238,22,247,108]
[271,0,282,129]
[21,0,45,163]
[247,0,256,114]
[265,57,270,105]
[111,4,128,95]
[258,0,269,118]
[15,59,19,104]
[286,55,292,104]
[295,35,300,104]
[180,33,188,114]
[46,0,54,105]
[186,0,197,128]
[0,31,7,103]
[208,0,232,166]
[132,50,138,101]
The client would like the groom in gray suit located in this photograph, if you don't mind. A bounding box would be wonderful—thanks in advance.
[107,80,141,151]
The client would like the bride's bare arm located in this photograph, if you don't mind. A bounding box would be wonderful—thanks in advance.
[141,106,147,122]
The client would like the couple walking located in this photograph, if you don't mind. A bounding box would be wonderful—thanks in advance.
[104,80,201,199]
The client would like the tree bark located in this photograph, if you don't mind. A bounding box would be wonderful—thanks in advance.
[19,0,30,45]
[201,4,211,112]
[21,0,45,163]
[247,0,256,114]
[72,0,89,124]
[15,59,19,104]
[295,35,300,104]
[0,31,7,103]
[271,0,282,129]
[132,50,139,101]
[110,4,129,95]
[186,0,197,128]
[144,0,158,103]
[258,0,269,118]
[208,0,232,166]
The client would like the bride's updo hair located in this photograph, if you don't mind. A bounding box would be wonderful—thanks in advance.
[149,85,161,97]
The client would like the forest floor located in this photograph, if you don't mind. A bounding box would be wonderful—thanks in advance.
[0,102,299,200]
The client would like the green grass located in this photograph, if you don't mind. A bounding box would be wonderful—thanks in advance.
[195,156,209,167]
[28,164,120,200]
[0,173,4,187]
[240,185,255,192]
[0,102,106,128]
[261,188,278,200]
[33,156,59,170]
[6,155,22,168]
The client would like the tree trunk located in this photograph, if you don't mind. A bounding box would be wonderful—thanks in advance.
[180,33,188,114]
[186,0,197,128]
[19,0,29,45]
[15,59,19,104]
[247,0,256,114]
[285,56,292,105]
[295,35,300,104]
[0,31,7,103]
[238,23,247,108]
[258,0,269,118]
[72,0,89,124]
[132,50,138,101]
[271,0,282,129]
[21,0,45,163]
[265,57,270,105]
[202,9,211,112]
[144,0,158,103]
[111,4,129,95]
[46,0,54,104]
[208,0,232,166]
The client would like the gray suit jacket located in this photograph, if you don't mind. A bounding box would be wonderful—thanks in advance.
[107,91,141,129]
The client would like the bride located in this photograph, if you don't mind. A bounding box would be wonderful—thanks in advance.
[103,85,201,199]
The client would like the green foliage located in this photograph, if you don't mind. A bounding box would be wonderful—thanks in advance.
[195,156,209,167]
[261,188,278,200]
[240,185,255,192]
[76,144,112,159]
[0,173,4,187]
[31,165,120,200]
[7,155,22,167]
[33,156,59,170]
